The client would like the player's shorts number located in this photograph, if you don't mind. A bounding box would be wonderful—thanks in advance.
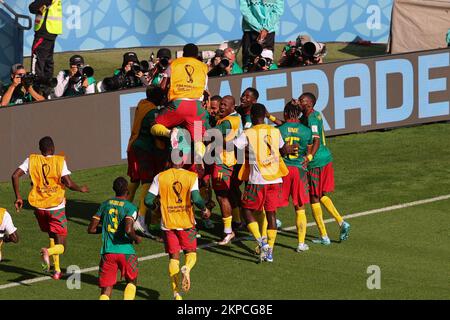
[107,208,119,233]
[285,137,300,159]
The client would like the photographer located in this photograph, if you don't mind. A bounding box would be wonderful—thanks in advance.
[103,52,148,91]
[148,48,172,88]
[279,35,327,68]
[246,47,278,73]
[54,55,96,97]
[1,64,45,107]
[240,0,284,68]
[208,48,243,77]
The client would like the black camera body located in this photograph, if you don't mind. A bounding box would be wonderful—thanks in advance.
[208,58,230,77]
[102,71,141,91]
[21,72,37,88]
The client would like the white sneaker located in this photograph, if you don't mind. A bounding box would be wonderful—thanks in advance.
[170,127,179,149]
[134,217,152,238]
[217,232,235,245]
[296,243,309,252]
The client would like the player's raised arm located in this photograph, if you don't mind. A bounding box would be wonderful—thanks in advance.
[11,168,25,212]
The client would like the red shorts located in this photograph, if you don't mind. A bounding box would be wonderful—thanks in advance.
[99,253,138,288]
[230,164,243,189]
[163,228,197,255]
[127,147,167,183]
[34,208,68,236]
[155,100,206,142]
[308,162,335,197]
[241,183,282,212]
[280,166,310,207]
[212,164,233,191]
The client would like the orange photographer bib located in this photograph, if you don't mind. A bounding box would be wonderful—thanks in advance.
[238,124,289,181]
[28,154,66,209]
[158,168,197,230]
[168,57,208,101]
[216,113,241,167]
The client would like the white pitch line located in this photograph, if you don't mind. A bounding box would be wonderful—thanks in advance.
[1,194,449,291]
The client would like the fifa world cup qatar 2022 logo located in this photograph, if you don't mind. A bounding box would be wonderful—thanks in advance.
[172,181,183,204]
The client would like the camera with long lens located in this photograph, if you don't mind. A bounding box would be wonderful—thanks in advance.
[208,57,230,77]
[102,70,141,92]
[70,64,95,85]
[21,72,37,88]
[131,61,150,74]
[158,57,170,70]
[245,43,272,71]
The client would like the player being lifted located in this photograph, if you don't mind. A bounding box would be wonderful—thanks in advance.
[145,147,211,300]
[88,177,141,300]
[297,93,350,244]
[234,104,297,262]
[150,43,209,165]
[12,136,89,279]
[126,85,167,239]
[268,102,313,252]
[208,95,241,245]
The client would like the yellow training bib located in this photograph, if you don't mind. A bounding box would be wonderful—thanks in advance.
[28,154,66,208]
[158,168,197,230]
[168,57,208,101]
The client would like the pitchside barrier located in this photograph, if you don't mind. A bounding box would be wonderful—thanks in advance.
[0,48,449,182]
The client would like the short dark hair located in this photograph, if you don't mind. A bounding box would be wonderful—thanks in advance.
[210,95,222,102]
[251,103,266,120]
[146,85,165,105]
[39,136,54,153]
[284,101,301,119]
[113,177,128,197]
[244,87,259,100]
[183,43,199,58]
[300,92,317,106]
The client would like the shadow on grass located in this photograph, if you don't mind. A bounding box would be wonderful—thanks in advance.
[0,263,48,284]
[77,272,160,300]
[338,41,387,58]
[65,199,102,226]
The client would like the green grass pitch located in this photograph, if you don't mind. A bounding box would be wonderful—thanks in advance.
[0,122,449,300]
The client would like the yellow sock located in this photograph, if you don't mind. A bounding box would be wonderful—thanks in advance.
[267,229,277,249]
[311,203,328,237]
[47,244,64,256]
[320,196,344,226]
[231,207,241,223]
[151,124,171,138]
[139,183,151,217]
[259,210,268,238]
[128,182,139,202]
[99,294,110,300]
[169,259,180,293]
[222,216,232,234]
[185,252,197,271]
[296,209,307,244]
[247,221,262,240]
[123,283,136,300]
[49,238,55,248]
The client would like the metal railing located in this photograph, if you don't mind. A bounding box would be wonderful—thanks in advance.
[0,0,32,30]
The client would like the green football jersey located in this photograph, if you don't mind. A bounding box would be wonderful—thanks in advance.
[278,121,313,170]
[132,108,164,154]
[301,110,333,169]
[95,198,138,255]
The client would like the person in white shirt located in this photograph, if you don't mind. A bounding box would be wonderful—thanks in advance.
[0,208,19,262]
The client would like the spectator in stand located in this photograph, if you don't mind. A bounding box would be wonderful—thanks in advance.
[54,55,96,98]
[1,64,45,107]
[240,0,284,69]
